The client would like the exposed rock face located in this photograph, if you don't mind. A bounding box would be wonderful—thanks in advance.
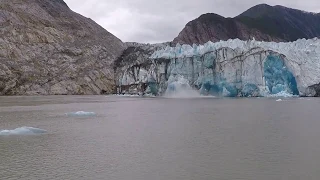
[237,4,320,41]
[173,13,282,45]
[173,4,320,45]
[0,0,125,95]
[116,38,320,97]
[306,83,320,97]
[114,42,169,94]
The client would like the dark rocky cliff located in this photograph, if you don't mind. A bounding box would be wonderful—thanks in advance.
[173,4,320,45]
[0,0,125,95]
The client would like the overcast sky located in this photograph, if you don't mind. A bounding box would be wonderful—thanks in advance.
[64,0,320,43]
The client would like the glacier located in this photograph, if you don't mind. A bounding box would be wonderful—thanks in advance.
[115,38,320,97]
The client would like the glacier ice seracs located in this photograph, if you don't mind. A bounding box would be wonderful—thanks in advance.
[116,38,320,97]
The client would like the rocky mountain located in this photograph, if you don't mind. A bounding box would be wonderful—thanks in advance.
[173,4,320,45]
[0,0,125,95]
[2,1,320,96]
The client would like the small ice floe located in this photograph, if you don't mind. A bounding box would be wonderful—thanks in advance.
[116,94,140,97]
[276,99,283,102]
[0,127,47,136]
[299,98,312,100]
[266,91,297,98]
[66,111,96,117]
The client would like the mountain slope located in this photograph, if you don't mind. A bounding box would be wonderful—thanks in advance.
[0,0,125,95]
[173,4,320,45]
[173,13,282,45]
[237,4,320,41]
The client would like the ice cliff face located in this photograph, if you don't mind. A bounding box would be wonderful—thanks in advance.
[0,0,125,95]
[116,38,320,97]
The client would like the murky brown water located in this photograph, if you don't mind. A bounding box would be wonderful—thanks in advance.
[1,96,320,180]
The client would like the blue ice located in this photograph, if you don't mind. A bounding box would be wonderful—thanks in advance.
[264,55,299,95]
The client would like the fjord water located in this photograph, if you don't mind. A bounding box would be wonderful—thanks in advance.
[1,96,320,180]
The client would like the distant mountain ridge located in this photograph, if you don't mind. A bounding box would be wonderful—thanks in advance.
[173,4,320,45]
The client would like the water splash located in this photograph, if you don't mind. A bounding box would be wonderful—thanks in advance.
[266,91,298,98]
[164,75,202,98]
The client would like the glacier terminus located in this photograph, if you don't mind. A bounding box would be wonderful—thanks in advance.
[115,38,320,97]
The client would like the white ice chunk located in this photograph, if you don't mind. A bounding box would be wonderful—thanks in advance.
[116,94,140,97]
[299,98,312,100]
[276,99,283,102]
[0,127,47,136]
[267,91,298,98]
[66,111,96,117]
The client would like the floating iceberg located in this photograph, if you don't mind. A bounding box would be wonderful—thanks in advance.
[66,111,96,117]
[0,127,47,136]
[115,94,140,97]
[276,99,283,102]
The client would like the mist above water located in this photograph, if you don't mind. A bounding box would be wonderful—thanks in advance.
[164,87,202,98]
[164,75,203,98]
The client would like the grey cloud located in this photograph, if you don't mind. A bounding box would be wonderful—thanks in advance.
[64,0,320,43]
